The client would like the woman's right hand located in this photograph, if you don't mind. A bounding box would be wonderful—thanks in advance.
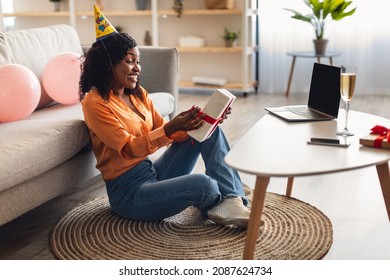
[164,106,204,137]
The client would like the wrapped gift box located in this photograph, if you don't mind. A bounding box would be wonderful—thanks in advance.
[188,88,235,142]
[359,125,390,149]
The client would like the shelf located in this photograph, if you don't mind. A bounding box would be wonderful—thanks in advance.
[77,10,152,17]
[180,81,257,90]
[176,46,258,54]
[77,9,241,18]
[176,46,243,53]
[2,11,70,17]
[158,9,242,16]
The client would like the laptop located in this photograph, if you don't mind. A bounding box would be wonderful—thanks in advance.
[265,63,341,122]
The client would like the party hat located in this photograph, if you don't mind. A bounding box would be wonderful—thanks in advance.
[94,5,117,41]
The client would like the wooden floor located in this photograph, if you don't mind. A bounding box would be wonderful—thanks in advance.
[1,90,390,260]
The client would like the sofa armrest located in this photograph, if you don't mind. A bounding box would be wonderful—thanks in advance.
[138,47,179,119]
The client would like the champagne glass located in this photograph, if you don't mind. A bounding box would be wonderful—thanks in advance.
[337,65,357,136]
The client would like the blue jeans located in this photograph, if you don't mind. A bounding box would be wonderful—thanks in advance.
[105,127,247,221]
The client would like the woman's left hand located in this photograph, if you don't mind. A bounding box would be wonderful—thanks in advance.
[219,107,232,124]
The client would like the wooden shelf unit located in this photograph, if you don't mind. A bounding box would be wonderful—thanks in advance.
[0,0,259,94]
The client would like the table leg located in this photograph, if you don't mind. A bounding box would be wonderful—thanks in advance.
[329,57,334,65]
[243,176,270,260]
[375,162,390,221]
[285,56,296,97]
[286,176,294,197]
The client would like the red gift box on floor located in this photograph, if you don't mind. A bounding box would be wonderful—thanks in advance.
[359,125,390,149]
[188,88,235,142]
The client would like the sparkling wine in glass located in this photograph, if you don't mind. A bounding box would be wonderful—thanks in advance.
[337,65,357,136]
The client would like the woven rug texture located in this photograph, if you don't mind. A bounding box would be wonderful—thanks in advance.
[50,192,333,260]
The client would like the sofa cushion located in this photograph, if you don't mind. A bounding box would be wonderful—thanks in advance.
[149,92,175,119]
[0,118,90,192]
[0,104,89,192]
[0,24,83,109]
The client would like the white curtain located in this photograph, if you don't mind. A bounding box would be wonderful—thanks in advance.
[258,0,390,96]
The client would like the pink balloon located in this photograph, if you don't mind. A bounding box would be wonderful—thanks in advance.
[42,52,82,105]
[0,64,41,122]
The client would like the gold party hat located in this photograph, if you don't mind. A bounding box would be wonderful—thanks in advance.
[94,5,117,41]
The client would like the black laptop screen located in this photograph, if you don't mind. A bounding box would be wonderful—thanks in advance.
[308,63,341,117]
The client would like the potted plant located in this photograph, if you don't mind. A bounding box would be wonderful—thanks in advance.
[223,27,240,47]
[173,0,184,18]
[49,0,62,12]
[285,0,356,54]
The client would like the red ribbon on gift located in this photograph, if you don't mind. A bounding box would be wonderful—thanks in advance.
[202,104,233,138]
[370,125,390,148]
[191,106,222,125]
[203,114,222,125]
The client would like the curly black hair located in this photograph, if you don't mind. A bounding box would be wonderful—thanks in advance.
[79,33,142,101]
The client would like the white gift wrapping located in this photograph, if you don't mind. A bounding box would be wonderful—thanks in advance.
[188,89,236,142]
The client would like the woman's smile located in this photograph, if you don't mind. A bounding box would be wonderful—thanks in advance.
[127,74,138,83]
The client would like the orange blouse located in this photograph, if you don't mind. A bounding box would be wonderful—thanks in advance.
[82,87,176,180]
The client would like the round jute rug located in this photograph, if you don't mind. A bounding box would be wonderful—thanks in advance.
[50,192,333,260]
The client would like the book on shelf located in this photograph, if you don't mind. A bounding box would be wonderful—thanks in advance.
[188,88,235,142]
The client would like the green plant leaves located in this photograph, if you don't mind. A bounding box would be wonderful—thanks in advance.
[284,0,356,39]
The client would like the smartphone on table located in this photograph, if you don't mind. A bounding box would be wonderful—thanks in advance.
[307,137,350,147]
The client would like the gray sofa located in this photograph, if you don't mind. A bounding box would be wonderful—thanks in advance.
[0,24,179,226]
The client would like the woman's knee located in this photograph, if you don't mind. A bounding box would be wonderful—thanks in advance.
[190,173,219,192]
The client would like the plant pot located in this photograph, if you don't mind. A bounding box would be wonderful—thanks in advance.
[135,0,148,10]
[53,2,60,12]
[205,0,235,9]
[313,39,328,55]
[225,40,237,48]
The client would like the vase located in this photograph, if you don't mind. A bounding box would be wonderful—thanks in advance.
[225,40,237,48]
[313,39,328,55]
[135,0,148,10]
[53,2,60,12]
[144,30,152,46]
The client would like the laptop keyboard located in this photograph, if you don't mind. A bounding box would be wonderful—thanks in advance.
[287,107,327,119]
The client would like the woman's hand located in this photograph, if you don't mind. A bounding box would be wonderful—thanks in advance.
[164,106,205,137]
[219,107,232,124]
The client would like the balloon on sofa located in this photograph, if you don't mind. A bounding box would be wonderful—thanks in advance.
[42,52,82,105]
[0,64,41,122]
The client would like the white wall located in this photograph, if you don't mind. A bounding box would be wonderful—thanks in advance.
[259,0,390,96]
